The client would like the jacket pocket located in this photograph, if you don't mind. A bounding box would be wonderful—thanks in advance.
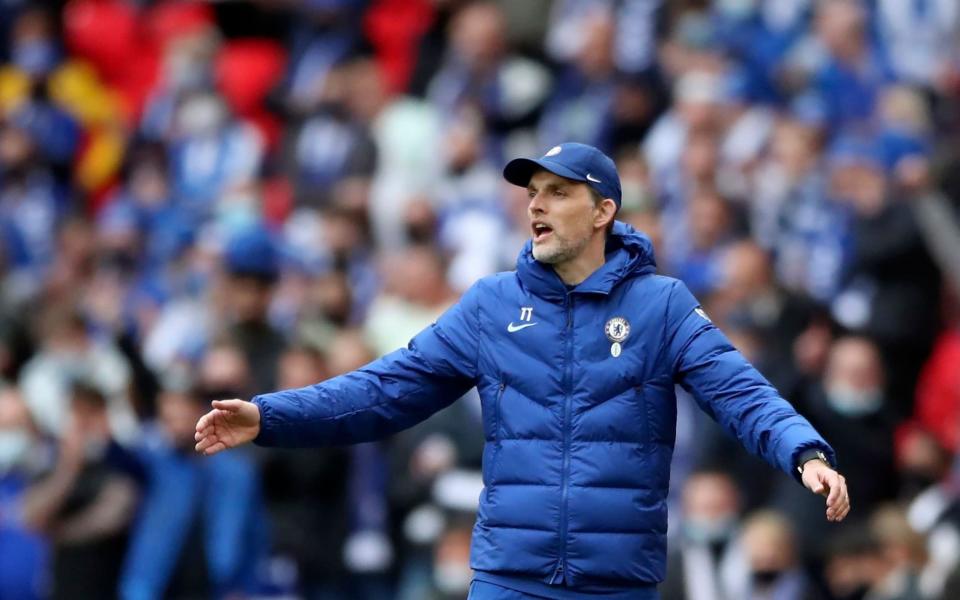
[641,382,676,446]
[635,385,650,443]
[494,381,506,440]
[486,382,506,483]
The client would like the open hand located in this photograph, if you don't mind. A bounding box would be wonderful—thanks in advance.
[194,399,261,456]
[801,460,850,522]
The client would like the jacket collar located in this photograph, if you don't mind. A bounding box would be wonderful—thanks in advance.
[516,221,657,301]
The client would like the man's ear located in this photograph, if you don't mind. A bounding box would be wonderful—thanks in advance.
[594,198,617,231]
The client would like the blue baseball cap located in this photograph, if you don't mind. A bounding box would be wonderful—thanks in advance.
[503,142,622,208]
[224,223,279,280]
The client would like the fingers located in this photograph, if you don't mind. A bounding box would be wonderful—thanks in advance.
[196,410,216,433]
[211,399,244,412]
[823,471,850,522]
[195,432,219,454]
[824,471,842,506]
[203,441,227,456]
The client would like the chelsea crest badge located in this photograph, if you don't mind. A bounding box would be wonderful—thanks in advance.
[604,317,630,357]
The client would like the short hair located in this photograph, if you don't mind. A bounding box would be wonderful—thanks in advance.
[588,187,616,235]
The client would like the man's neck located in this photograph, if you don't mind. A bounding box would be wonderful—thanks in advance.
[553,236,606,286]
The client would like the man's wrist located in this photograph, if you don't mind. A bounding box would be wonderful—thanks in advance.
[796,448,831,475]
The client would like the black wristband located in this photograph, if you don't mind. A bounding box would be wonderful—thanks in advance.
[796,448,831,475]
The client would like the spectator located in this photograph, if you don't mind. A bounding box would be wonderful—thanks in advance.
[281,57,377,207]
[668,188,736,296]
[19,304,138,442]
[220,223,285,393]
[538,5,617,151]
[875,0,960,90]
[257,344,353,598]
[798,337,899,513]
[425,1,551,160]
[119,385,266,600]
[751,115,850,303]
[22,382,138,600]
[785,0,894,130]
[740,510,810,600]
[662,469,748,600]
[364,245,456,356]
[822,526,888,600]
[869,504,927,600]
[828,135,941,414]
[0,116,67,294]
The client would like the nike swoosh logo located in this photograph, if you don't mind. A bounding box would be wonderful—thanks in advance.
[586,173,602,183]
[507,322,538,333]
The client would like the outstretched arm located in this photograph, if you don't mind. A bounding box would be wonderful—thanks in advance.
[196,283,482,454]
[665,280,850,522]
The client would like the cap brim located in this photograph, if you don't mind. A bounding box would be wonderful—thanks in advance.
[503,158,586,188]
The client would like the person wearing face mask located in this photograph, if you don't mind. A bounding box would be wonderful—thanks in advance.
[773,335,897,560]
[822,527,888,600]
[806,336,899,515]
[661,470,749,600]
[740,511,810,600]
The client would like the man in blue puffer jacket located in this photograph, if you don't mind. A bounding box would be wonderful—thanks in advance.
[195,143,849,599]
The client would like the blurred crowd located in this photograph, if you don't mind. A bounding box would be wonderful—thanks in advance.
[1,0,960,599]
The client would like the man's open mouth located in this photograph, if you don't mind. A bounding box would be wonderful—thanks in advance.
[532,222,553,242]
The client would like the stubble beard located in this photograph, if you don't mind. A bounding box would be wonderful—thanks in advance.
[532,231,591,265]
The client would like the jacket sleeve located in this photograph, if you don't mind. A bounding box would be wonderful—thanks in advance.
[251,283,481,447]
[664,280,836,480]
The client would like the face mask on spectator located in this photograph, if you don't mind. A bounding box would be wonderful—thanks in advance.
[166,51,210,92]
[433,560,473,595]
[178,96,226,137]
[752,569,783,587]
[101,249,139,274]
[825,383,882,417]
[13,39,57,76]
[717,0,756,18]
[682,515,736,544]
[84,436,108,462]
[0,429,30,473]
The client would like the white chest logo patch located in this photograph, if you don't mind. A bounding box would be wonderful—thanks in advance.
[604,317,630,343]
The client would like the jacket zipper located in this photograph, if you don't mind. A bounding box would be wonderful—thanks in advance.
[553,293,575,585]
[495,382,506,440]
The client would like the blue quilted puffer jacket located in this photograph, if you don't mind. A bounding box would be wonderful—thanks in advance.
[252,222,835,591]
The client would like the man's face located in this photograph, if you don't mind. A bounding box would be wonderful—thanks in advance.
[527,170,599,265]
[227,275,272,323]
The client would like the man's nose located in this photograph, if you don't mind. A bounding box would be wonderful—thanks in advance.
[528,192,546,215]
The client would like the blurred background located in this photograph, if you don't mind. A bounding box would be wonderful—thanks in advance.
[0,0,959,598]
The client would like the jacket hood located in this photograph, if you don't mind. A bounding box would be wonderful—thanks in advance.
[516,220,657,300]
